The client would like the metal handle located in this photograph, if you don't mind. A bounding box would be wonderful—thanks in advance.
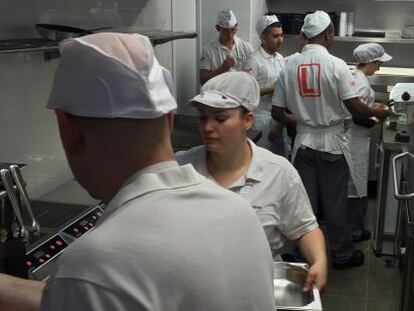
[9,165,40,236]
[392,152,414,200]
[0,169,28,241]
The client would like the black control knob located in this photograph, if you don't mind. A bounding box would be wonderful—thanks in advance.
[402,92,411,101]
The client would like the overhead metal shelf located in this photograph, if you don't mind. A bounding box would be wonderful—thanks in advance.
[0,28,197,56]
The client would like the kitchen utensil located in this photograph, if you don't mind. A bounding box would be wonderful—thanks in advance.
[0,169,28,242]
[9,165,40,236]
[36,23,111,42]
[273,262,322,310]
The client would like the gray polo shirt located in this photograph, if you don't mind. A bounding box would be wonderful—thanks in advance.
[40,161,274,311]
[176,141,318,255]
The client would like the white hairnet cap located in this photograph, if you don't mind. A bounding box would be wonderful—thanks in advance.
[353,43,392,63]
[190,72,260,111]
[301,10,332,39]
[47,32,177,119]
[216,8,237,28]
[256,15,280,36]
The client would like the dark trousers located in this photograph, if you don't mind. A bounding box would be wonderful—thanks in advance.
[348,197,368,240]
[294,147,354,263]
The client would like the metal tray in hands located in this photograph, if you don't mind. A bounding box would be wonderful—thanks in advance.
[273,262,322,311]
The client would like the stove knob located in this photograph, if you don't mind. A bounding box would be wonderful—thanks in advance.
[402,92,411,101]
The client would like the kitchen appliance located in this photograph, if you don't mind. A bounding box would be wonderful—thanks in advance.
[401,26,414,39]
[273,262,322,311]
[0,164,39,278]
[26,202,105,280]
[389,83,414,311]
[390,83,414,141]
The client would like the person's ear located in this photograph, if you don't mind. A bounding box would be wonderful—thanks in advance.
[244,111,255,131]
[166,111,174,132]
[55,109,85,156]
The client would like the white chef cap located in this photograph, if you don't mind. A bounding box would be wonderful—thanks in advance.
[190,72,259,111]
[256,15,280,36]
[47,32,177,119]
[216,8,237,28]
[353,43,392,63]
[301,10,332,39]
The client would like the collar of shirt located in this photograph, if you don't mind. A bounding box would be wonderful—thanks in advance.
[228,139,264,189]
[259,46,281,60]
[301,44,329,54]
[214,35,240,52]
[103,161,203,218]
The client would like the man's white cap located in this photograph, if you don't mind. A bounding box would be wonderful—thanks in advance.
[256,15,280,37]
[301,10,332,39]
[190,72,259,111]
[47,32,177,119]
[353,43,393,63]
[216,8,237,28]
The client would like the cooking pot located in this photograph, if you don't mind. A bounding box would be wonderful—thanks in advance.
[36,23,111,42]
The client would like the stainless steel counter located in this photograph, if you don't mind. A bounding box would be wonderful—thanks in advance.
[382,125,410,152]
[373,124,409,256]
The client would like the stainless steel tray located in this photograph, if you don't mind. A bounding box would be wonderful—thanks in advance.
[273,262,322,311]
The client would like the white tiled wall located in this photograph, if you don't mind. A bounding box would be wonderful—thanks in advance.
[0,0,198,198]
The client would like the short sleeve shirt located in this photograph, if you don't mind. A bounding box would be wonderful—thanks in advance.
[352,69,375,107]
[40,162,274,311]
[272,44,359,154]
[200,36,254,72]
[243,47,285,114]
[176,141,318,255]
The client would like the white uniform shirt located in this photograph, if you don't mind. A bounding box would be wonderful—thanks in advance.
[200,36,254,72]
[272,44,359,160]
[176,141,318,256]
[347,69,376,197]
[41,162,274,311]
[243,47,285,114]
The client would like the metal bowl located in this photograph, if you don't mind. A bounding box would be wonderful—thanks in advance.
[273,262,322,311]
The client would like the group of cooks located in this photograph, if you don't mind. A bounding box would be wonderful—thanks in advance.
[0,7,393,311]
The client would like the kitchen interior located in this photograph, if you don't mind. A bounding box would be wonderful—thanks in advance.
[1,0,414,310]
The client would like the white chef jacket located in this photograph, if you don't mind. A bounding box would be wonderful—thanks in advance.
[346,69,376,197]
[200,36,254,72]
[243,48,287,154]
[41,161,274,311]
[272,44,360,162]
[243,47,285,114]
[176,141,318,256]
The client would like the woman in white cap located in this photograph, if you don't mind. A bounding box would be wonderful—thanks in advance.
[243,14,288,156]
[200,8,254,85]
[347,43,392,243]
[176,71,327,292]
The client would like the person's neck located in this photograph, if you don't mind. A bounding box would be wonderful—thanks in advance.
[219,37,235,50]
[98,145,175,204]
[262,44,277,56]
[206,140,252,187]
[358,66,370,76]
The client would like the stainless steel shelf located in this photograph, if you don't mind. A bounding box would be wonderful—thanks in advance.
[284,34,414,44]
[0,29,197,55]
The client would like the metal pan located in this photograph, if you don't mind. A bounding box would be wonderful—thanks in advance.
[36,23,111,42]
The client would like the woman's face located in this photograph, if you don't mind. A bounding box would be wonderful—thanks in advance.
[366,61,383,76]
[196,103,254,154]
